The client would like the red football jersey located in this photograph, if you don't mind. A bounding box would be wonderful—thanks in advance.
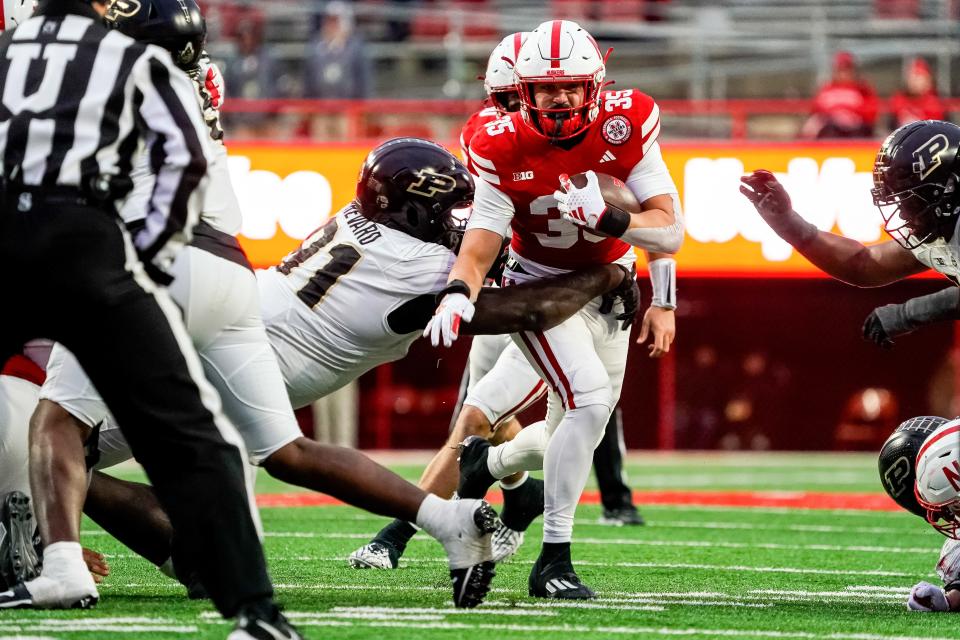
[466,89,661,270]
[459,105,500,160]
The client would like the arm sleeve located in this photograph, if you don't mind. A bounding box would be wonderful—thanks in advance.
[130,49,213,264]
[465,178,514,238]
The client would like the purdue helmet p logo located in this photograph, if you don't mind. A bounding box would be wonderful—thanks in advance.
[912,134,950,180]
[407,170,456,198]
[105,0,142,20]
[882,456,912,497]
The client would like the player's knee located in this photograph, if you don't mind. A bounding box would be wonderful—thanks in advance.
[450,405,495,442]
[29,399,93,442]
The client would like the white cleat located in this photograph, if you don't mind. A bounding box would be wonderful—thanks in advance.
[438,499,498,608]
[490,520,525,563]
[0,575,98,609]
[347,541,398,570]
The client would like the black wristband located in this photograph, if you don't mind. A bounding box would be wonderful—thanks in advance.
[596,206,631,237]
[436,279,471,304]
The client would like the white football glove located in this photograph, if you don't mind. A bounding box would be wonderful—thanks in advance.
[188,53,224,141]
[555,171,608,231]
[907,581,950,612]
[424,293,475,347]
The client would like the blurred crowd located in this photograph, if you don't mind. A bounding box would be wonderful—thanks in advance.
[801,51,947,140]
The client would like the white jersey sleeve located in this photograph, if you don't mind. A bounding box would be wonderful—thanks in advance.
[625,142,678,203]
[466,179,514,238]
[118,142,242,235]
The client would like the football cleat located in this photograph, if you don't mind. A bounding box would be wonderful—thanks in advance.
[598,506,646,526]
[528,551,596,600]
[0,491,41,589]
[442,499,498,608]
[348,540,399,570]
[457,436,497,499]
[0,576,98,609]
[228,603,304,640]
[491,521,524,563]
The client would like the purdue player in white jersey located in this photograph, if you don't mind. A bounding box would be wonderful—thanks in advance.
[741,120,960,292]
[26,135,638,607]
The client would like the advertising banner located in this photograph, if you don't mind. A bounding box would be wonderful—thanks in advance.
[228,141,889,276]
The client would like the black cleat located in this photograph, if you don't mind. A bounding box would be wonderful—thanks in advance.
[599,506,646,526]
[0,491,41,589]
[457,436,496,499]
[451,560,497,609]
[228,603,304,640]
[528,550,596,600]
[501,477,545,532]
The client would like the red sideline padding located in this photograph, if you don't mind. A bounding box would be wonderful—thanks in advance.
[256,489,901,512]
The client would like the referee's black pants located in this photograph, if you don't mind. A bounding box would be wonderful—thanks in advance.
[0,199,273,616]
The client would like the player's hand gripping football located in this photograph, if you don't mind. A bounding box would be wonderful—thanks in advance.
[424,289,475,348]
[638,306,675,358]
[599,265,641,330]
[907,581,951,611]
[555,171,608,231]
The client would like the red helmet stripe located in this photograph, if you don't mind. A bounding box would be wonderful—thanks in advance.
[513,32,523,60]
[550,20,562,68]
[917,423,960,461]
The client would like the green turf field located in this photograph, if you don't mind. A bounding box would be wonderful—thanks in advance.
[1,452,956,639]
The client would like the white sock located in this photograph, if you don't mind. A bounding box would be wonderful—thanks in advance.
[487,421,549,478]
[40,542,89,584]
[542,405,609,543]
[414,493,454,541]
[499,471,529,491]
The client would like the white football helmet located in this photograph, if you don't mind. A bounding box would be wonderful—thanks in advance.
[915,418,960,538]
[483,32,529,115]
[513,20,607,140]
[3,0,36,30]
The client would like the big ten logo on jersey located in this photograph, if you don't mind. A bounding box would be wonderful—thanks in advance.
[485,116,515,137]
[407,169,456,198]
[529,194,606,249]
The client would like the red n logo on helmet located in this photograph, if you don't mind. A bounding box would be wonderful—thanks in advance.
[943,460,960,491]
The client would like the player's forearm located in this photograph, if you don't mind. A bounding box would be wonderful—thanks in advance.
[618,196,683,254]
[448,228,503,300]
[794,232,915,287]
[466,264,625,335]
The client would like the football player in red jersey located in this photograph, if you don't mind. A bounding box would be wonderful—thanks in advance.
[425,20,684,599]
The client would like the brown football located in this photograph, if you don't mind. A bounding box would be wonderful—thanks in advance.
[567,172,642,215]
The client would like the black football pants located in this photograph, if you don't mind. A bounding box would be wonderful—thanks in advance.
[0,200,272,616]
[593,407,634,510]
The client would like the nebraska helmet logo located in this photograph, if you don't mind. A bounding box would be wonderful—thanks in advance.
[601,115,632,146]
[942,459,960,491]
[407,170,456,198]
[882,456,912,497]
[912,133,950,180]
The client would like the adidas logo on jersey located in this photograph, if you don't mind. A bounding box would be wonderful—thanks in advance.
[599,151,617,163]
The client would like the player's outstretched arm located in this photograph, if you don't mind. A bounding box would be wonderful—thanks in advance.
[863,287,960,348]
[465,264,631,335]
[740,170,926,287]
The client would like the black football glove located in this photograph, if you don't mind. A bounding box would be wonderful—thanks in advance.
[600,265,640,330]
[862,307,897,349]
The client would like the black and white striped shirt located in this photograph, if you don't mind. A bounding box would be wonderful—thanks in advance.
[0,0,212,264]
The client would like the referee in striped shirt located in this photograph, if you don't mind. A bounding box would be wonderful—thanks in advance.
[0,1,301,637]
